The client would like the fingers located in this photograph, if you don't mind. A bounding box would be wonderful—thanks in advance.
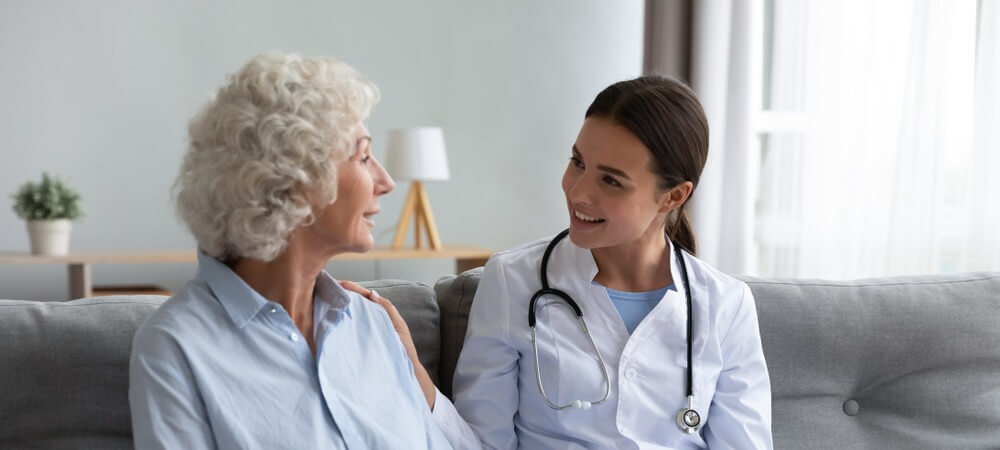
[339,280,371,298]
[338,280,397,310]
[338,280,412,338]
[369,291,394,309]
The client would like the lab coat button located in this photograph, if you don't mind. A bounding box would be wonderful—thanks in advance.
[843,399,860,416]
[625,368,638,380]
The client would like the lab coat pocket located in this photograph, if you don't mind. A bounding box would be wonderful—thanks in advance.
[539,304,608,409]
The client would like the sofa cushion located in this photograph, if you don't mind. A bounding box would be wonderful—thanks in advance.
[361,279,441,387]
[434,268,484,398]
[741,272,1000,449]
[0,295,165,450]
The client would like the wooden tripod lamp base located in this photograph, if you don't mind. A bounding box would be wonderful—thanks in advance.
[391,181,442,250]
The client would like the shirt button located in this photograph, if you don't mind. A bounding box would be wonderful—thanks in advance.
[269,307,277,314]
[289,333,300,342]
[625,368,638,380]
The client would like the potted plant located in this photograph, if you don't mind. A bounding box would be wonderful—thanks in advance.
[11,173,83,256]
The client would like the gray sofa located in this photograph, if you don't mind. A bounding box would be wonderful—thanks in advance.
[2,272,998,449]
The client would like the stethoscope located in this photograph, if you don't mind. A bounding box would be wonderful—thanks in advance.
[528,228,702,435]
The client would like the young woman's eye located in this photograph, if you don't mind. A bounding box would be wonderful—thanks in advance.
[570,156,584,168]
[603,175,621,187]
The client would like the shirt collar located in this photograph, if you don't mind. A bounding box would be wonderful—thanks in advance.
[564,233,690,297]
[314,270,354,321]
[195,252,353,329]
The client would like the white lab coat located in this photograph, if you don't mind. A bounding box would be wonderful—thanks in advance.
[431,234,772,449]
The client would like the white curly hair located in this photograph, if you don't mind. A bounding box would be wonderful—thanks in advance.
[174,52,379,262]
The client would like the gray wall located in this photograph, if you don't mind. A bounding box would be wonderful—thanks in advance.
[0,0,644,300]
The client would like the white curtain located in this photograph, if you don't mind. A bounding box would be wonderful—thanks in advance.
[967,0,1000,271]
[687,0,755,274]
[757,0,998,278]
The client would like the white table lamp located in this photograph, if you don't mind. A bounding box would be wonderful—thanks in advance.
[384,127,450,250]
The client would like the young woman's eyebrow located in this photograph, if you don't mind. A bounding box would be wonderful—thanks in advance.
[597,164,630,180]
[572,145,631,180]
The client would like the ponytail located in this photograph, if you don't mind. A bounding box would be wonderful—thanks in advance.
[667,206,697,255]
[585,76,707,257]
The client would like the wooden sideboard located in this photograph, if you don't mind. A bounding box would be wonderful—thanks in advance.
[0,247,492,300]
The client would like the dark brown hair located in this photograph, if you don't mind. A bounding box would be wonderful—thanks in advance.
[584,76,709,255]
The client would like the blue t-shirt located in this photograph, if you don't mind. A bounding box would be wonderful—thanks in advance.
[594,282,675,334]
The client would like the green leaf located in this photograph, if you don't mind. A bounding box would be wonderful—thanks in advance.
[9,172,83,221]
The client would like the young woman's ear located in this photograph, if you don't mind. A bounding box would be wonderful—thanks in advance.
[658,181,693,214]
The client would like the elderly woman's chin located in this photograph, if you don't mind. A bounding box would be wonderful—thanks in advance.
[326,223,375,254]
[299,223,375,256]
[344,228,375,254]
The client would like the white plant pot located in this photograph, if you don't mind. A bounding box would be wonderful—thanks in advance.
[27,219,72,256]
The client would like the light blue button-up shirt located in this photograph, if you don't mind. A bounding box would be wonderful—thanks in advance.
[129,253,451,449]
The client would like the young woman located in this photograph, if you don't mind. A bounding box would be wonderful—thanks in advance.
[352,76,773,449]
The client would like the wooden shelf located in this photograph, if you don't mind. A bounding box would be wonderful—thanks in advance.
[0,250,195,264]
[0,246,492,300]
[0,247,492,264]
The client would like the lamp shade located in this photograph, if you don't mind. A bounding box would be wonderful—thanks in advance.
[384,127,450,181]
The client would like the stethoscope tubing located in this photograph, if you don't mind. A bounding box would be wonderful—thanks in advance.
[528,228,698,428]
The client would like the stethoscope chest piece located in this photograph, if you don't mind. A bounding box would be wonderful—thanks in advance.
[675,395,701,434]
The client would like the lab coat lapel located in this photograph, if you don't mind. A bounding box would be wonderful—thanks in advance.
[554,238,633,351]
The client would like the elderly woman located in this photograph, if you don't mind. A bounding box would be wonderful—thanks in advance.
[128,53,451,449]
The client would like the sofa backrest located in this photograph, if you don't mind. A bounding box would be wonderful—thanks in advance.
[0,279,442,449]
[744,272,1000,449]
[434,270,1000,449]
[0,295,165,449]
[4,272,997,449]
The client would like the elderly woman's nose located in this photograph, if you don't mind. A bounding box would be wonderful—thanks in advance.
[376,163,394,196]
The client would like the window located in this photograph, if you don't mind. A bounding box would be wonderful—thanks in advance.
[749,0,995,278]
